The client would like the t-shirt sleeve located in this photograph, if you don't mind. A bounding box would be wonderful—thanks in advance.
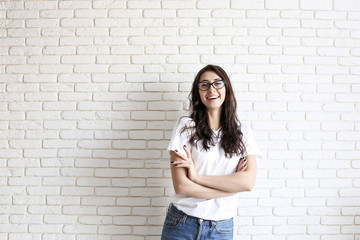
[241,123,262,159]
[167,117,191,156]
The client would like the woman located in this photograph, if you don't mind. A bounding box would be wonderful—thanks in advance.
[161,65,261,240]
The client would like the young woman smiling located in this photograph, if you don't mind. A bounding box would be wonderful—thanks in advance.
[161,65,261,240]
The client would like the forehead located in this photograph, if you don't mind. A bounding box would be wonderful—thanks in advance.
[199,71,221,81]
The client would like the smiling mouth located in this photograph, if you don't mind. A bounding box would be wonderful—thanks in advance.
[207,96,219,100]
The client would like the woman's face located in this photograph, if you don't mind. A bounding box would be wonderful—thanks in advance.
[198,71,226,112]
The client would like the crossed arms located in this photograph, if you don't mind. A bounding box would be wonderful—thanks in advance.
[170,146,257,199]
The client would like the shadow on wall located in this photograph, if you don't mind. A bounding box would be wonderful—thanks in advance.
[69,75,191,236]
[114,107,186,235]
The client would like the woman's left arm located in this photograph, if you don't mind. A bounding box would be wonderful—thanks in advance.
[193,154,257,193]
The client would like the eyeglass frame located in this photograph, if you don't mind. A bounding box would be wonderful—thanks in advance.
[197,79,226,91]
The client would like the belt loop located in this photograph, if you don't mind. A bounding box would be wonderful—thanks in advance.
[180,214,187,224]
[211,220,216,228]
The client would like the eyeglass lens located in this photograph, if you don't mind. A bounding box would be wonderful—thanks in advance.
[198,80,225,91]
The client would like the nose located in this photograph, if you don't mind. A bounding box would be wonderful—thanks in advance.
[208,84,216,92]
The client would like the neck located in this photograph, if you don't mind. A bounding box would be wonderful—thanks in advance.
[207,108,221,130]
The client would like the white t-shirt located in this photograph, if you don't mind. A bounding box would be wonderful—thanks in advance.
[167,116,262,220]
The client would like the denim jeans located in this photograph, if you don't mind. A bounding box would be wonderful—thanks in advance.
[161,203,233,240]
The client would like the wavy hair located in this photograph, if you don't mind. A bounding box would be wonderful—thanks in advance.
[183,64,246,158]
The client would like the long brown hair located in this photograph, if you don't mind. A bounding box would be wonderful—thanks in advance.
[184,64,246,158]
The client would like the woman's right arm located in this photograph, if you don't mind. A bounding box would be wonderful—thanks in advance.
[170,151,235,199]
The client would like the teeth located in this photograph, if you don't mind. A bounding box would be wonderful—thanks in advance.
[208,96,218,100]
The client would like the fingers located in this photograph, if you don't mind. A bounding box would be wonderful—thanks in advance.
[171,149,186,160]
[241,163,248,171]
[172,156,191,166]
[172,162,190,168]
[170,146,191,168]
[237,157,247,172]
[183,145,191,158]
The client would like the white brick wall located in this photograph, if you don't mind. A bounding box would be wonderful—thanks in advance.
[1,0,359,239]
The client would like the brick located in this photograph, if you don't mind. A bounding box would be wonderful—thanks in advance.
[7,10,39,19]
[236,226,272,234]
[75,9,107,18]
[338,169,360,178]
[322,216,354,225]
[82,196,115,206]
[40,64,73,74]
[108,9,141,18]
[92,150,126,159]
[43,176,76,186]
[254,216,287,226]
[44,215,77,224]
[130,131,163,140]
[112,178,145,187]
[26,19,59,28]
[165,18,198,27]
[334,0,360,10]
[274,226,306,234]
[230,0,264,9]
[9,176,39,187]
[284,47,317,57]
[63,225,97,234]
[95,187,128,196]
[112,140,146,150]
[0,2,23,10]
[0,224,27,233]
[7,65,38,74]
[341,225,360,234]
[24,1,55,10]
[110,27,144,37]
[179,28,211,37]
[305,188,338,197]
[265,0,298,9]
[0,56,26,65]
[61,187,94,196]
[286,179,318,188]
[41,234,76,240]
[269,170,302,179]
[249,46,282,55]
[320,179,353,188]
[95,169,127,178]
[300,0,332,10]
[114,216,146,225]
[78,216,112,225]
[308,205,338,215]
[77,177,111,186]
[130,188,164,197]
[308,226,340,234]
[12,196,45,205]
[98,207,131,216]
[23,148,57,157]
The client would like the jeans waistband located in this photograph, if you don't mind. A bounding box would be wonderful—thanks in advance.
[169,203,201,221]
[168,203,234,226]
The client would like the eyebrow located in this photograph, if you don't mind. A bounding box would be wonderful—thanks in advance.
[199,78,222,82]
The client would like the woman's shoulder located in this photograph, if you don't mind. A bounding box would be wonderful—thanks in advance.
[239,121,255,140]
[177,116,195,127]
[238,121,251,135]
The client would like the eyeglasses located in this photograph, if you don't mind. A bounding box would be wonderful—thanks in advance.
[197,80,225,91]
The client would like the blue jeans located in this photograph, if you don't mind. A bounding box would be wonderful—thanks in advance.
[161,203,233,240]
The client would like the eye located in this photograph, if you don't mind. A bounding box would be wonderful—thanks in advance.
[199,82,209,88]
[214,81,224,87]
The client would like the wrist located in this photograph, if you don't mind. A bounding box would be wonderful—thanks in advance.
[191,173,201,184]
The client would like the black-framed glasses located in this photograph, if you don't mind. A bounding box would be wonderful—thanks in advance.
[197,80,225,91]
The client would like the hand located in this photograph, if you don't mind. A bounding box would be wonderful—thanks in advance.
[236,157,247,172]
[171,145,198,182]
